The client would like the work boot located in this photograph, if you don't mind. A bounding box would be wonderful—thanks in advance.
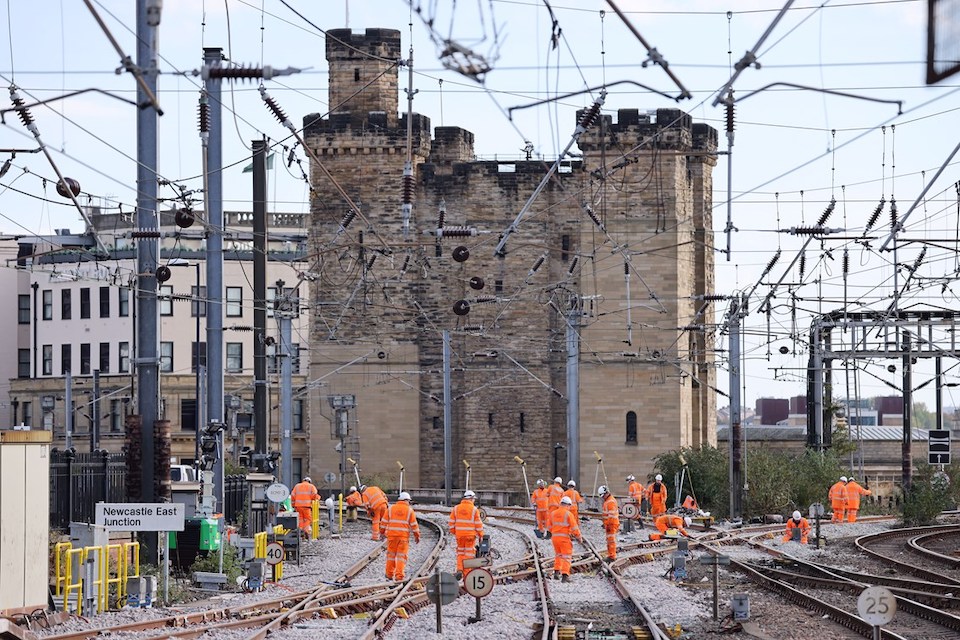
[455,571,463,580]
[562,575,571,583]
[552,571,560,580]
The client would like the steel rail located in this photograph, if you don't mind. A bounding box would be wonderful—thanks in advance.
[855,525,960,586]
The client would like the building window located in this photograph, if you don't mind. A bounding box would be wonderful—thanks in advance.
[293,399,304,431]
[42,345,53,375]
[626,411,638,444]
[226,343,243,372]
[191,285,207,317]
[80,287,91,319]
[21,401,32,427]
[99,343,110,373]
[99,286,110,318]
[181,399,198,432]
[61,289,72,319]
[160,341,173,372]
[159,285,173,316]
[520,412,525,433]
[17,349,30,378]
[192,342,207,373]
[561,234,570,261]
[495,279,503,293]
[18,294,30,324]
[119,342,129,373]
[42,290,52,320]
[292,458,303,485]
[80,343,91,375]
[60,344,71,375]
[226,287,242,317]
[119,287,130,317]
[109,399,123,432]
[488,412,494,428]
[432,416,440,430]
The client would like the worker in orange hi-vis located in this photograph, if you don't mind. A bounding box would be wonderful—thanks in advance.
[782,510,810,544]
[649,514,691,541]
[626,475,644,505]
[546,477,565,519]
[345,486,363,521]
[598,485,620,560]
[828,476,848,523]
[645,474,668,516]
[360,484,389,540]
[563,480,584,520]
[380,492,420,581]
[448,490,484,579]
[549,496,583,583]
[531,479,550,538]
[844,477,872,523]
[290,477,319,536]
[682,495,698,510]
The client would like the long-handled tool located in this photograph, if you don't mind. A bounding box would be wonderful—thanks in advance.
[592,451,609,500]
[347,457,361,487]
[463,459,471,491]
[397,460,405,493]
[514,456,532,506]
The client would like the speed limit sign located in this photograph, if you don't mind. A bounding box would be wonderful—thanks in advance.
[265,541,286,566]
[621,502,639,519]
[463,568,494,597]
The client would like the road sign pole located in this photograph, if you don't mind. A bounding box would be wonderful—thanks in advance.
[163,531,169,604]
[873,626,880,640]
[435,567,442,633]
[713,563,719,620]
[475,596,481,621]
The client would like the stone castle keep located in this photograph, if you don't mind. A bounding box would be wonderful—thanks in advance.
[304,28,718,491]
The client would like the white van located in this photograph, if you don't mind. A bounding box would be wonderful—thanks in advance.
[170,464,197,483]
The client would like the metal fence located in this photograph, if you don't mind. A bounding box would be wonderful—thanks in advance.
[223,474,248,528]
[50,449,127,529]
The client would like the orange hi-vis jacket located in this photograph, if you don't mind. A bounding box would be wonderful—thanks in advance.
[784,516,810,541]
[382,501,420,541]
[563,488,584,519]
[654,514,687,536]
[532,487,549,511]
[845,481,871,510]
[627,481,644,503]
[546,483,564,510]
[828,481,848,506]
[602,494,620,529]
[291,481,319,507]
[345,491,363,508]
[448,499,484,538]
[549,505,582,540]
[362,486,389,511]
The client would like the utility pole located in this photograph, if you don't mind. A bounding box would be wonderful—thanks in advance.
[565,301,580,483]
[91,370,101,452]
[277,280,293,486]
[252,138,269,468]
[727,297,743,520]
[443,330,452,505]
[902,332,913,492]
[65,370,73,450]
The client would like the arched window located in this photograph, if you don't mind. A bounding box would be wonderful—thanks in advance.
[626,411,638,444]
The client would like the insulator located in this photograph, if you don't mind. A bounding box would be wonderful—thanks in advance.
[701,294,727,301]
[763,249,781,276]
[475,296,497,304]
[366,254,377,270]
[624,262,630,276]
[56,178,81,199]
[453,300,471,316]
[8,87,35,129]
[725,101,735,133]
[175,208,195,229]
[402,172,415,205]
[790,226,829,235]
[890,198,898,228]
[130,230,162,239]
[198,95,210,134]
[585,206,605,231]
[400,253,411,275]
[577,95,605,130]
[816,198,836,227]
[910,247,926,273]
[205,64,266,80]
[437,201,446,229]
[462,325,484,332]
[438,226,475,237]
[338,210,357,233]
[358,230,364,245]
[469,276,484,291]
[568,256,579,274]
[865,198,885,231]
[528,255,545,276]
[798,251,806,280]
[842,249,849,275]
[452,246,470,262]
[259,86,291,127]
[155,265,172,283]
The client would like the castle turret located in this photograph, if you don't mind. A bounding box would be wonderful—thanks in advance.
[326,28,401,128]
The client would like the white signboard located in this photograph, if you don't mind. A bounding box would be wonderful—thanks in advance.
[265,541,286,566]
[857,586,896,626]
[95,503,185,532]
[463,568,494,598]
[265,483,290,503]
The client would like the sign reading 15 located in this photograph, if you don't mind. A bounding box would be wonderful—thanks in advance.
[463,568,494,598]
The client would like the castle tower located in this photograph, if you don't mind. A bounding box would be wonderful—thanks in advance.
[325,29,401,127]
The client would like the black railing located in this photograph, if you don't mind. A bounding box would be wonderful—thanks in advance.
[223,474,249,528]
[50,449,127,529]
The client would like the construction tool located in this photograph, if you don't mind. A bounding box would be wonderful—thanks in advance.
[463,460,471,491]
[397,460,405,493]
[347,457,361,487]
[514,456,532,506]
[592,451,608,503]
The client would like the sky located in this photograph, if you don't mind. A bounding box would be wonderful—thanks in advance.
[2,0,960,413]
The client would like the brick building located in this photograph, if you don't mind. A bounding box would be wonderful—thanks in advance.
[303,28,718,491]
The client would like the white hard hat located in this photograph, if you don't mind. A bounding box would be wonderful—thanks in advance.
[560,496,573,505]
[349,486,357,493]
[655,474,663,482]
[398,491,412,501]
[598,485,609,496]
[683,516,692,527]
[554,477,562,483]
[463,490,476,499]
[792,510,802,520]
[567,480,576,487]
[626,475,635,481]
[303,477,312,483]
[536,479,546,487]
[840,476,847,482]
[358,484,367,492]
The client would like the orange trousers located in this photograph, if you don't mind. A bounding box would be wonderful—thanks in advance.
[831,501,845,522]
[846,508,860,523]
[370,504,388,540]
[455,535,478,573]
[650,498,666,516]
[295,505,312,532]
[551,535,573,575]
[535,508,548,534]
[385,537,410,580]
[604,523,618,560]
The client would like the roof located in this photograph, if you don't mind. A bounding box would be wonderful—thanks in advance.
[717,425,932,442]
